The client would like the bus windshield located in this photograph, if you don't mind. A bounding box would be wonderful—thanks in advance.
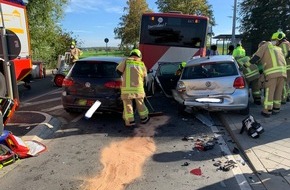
[140,14,208,48]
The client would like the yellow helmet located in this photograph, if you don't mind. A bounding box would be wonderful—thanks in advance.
[130,49,142,58]
[271,31,286,40]
[179,61,186,69]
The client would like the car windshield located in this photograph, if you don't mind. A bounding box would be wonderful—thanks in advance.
[181,61,238,79]
[71,61,118,78]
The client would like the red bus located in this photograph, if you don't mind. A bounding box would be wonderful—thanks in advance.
[139,12,209,95]
[139,12,209,71]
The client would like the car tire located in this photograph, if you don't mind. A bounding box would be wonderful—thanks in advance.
[240,102,250,115]
[0,72,7,97]
[64,108,81,114]
[177,103,186,115]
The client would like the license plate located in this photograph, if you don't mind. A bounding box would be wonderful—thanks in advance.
[77,99,87,106]
[195,98,222,103]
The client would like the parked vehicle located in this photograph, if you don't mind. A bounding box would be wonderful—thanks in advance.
[139,12,209,95]
[52,52,71,87]
[61,56,126,113]
[172,55,249,115]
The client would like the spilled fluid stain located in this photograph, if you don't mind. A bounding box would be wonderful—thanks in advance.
[84,116,169,190]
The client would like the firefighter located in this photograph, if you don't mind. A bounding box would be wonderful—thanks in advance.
[233,43,246,60]
[271,30,290,104]
[116,49,149,127]
[175,61,186,76]
[249,41,287,117]
[70,42,83,64]
[237,56,261,105]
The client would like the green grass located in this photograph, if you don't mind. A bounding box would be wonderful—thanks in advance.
[81,50,125,58]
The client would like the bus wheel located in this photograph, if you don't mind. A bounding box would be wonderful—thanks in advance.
[0,72,7,97]
[54,74,65,87]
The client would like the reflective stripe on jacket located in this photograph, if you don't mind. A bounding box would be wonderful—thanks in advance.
[254,42,287,79]
[237,56,259,82]
[116,57,147,96]
[279,40,290,70]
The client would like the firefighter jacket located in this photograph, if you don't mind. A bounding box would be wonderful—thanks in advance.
[70,47,82,63]
[116,57,147,100]
[278,40,290,71]
[252,41,287,79]
[233,46,246,59]
[237,56,260,83]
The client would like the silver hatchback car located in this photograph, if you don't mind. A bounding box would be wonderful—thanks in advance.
[172,55,249,115]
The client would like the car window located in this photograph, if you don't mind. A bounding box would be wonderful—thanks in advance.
[157,63,180,76]
[71,61,118,78]
[181,61,238,79]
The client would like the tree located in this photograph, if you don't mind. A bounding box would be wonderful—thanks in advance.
[155,0,215,25]
[114,0,151,49]
[26,0,74,67]
[239,0,290,54]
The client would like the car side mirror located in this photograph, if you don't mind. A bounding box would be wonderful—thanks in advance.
[147,69,153,74]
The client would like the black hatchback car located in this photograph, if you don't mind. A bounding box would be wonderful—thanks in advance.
[61,56,126,113]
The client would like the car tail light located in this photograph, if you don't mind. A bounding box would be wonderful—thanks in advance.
[176,81,186,92]
[62,78,74,87]
[233,76,245,89]
[104,81,122,89]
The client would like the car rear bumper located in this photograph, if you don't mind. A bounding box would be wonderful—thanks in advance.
[172,89,249,111]
[62,95,123,113]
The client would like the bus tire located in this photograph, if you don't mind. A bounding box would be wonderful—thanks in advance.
[0,72,7,97]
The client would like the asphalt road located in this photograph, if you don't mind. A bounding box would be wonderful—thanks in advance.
[0,73,254,190]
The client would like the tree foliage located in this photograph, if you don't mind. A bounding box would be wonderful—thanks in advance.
[155,0,215,25]
[239,0,290,53]
[114,0,151,49]
[26,0,73,67]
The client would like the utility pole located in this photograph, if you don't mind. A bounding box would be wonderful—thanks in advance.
[231,0,237,46]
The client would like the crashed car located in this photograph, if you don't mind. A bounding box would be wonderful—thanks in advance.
[61,56,126,113]
[172,55,249,115]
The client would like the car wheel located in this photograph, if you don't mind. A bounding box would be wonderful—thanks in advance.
[0,72,7,97]
[54,74,65,87]
[240,102,250,115]
[64,108,81,114]
[177,103,186,115]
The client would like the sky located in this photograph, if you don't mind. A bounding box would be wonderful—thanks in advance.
[61,0,239,48]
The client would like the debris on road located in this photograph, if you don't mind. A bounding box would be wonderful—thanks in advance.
[190,167,202,176]
[215,160,237,172]
[181,162,190,166]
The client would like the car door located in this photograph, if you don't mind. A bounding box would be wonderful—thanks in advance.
[155,62,180,97]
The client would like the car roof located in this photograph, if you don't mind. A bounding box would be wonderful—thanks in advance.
[77,56,126,62]
[187,55,235,66]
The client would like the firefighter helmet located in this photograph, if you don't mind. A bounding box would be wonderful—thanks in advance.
[271,31,286,40]
[130,49,142,58]
[179,61,186,69]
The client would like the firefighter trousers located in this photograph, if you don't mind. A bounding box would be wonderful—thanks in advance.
[251,78,262,103]
[122,98,149,126]
[263,76,285,114]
